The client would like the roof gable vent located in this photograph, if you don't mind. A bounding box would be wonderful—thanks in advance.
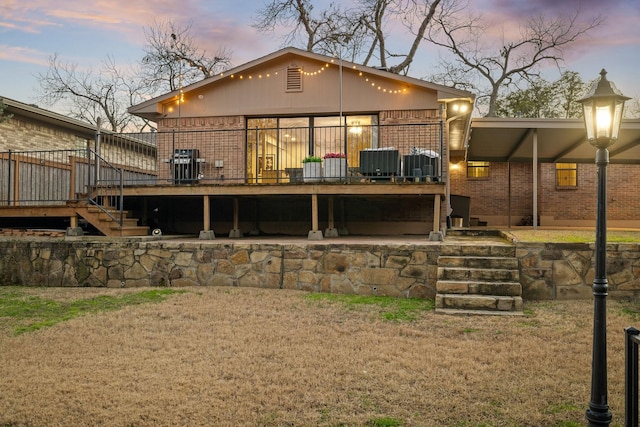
[286,66,303,92]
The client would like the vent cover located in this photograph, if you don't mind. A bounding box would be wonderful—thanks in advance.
[286,66,302,92]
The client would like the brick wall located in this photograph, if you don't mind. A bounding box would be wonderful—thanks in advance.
[157,116,246,181]
[0,115,89,152]
[451,160,640,226]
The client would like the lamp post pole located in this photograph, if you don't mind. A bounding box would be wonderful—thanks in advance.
[586,145,612,426]
[578,69,630,427]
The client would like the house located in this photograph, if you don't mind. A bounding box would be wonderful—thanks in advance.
[5,47,636,238]
[126,47,475,238]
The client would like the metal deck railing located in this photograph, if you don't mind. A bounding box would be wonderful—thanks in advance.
[0,122,444,206]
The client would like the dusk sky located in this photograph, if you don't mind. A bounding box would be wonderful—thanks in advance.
[1,0,639,113]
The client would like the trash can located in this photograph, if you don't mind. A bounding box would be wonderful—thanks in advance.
[450,194,471,227]
[451,216,464,228]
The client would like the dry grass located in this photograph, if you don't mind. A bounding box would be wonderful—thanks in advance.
[0,286,638,427]
[504,229,640,243]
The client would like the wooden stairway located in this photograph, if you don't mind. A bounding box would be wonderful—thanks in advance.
[435,230,523,315]
[73,204,149,237]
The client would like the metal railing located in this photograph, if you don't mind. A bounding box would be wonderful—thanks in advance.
[87,146,124,227]
[109,122,444,185]
[0,122,445,207]
[625,326,640,426]
[1,149,87,206]
[0,148,125,226]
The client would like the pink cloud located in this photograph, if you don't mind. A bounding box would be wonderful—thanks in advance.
[0,44,49,66]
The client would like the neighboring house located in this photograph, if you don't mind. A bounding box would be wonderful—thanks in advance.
[0,97,97,153]
[0,96,156,233]
[0,97,157,174]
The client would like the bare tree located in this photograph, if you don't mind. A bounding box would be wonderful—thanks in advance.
[36,54,150,132]
[141,19,232,93]
[626,96,640,119]
[252,0,363,60]
[36,19,231,132]
[358,0,443,74]
[428,6,601,116]
[252,0,452,75]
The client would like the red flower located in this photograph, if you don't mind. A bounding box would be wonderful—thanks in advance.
[322,152,346,159]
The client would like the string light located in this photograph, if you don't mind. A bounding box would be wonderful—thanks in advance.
[166,60,407,114]
[301,60,408,94]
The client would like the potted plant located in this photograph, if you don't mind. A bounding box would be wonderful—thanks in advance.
[302,155,322,182]
[323,152,347,181]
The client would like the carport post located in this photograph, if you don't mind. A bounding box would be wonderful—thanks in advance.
[533,129,538,230]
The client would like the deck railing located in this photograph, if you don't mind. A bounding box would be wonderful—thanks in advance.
[107,122,444,185]
[0,149,87,206]
[0,122,444,205]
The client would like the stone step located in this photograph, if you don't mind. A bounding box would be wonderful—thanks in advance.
[437,266,519,282]
[440,244,516,258]
[435,293,524,314]
[438,256,518,269]
[436,280,522,296]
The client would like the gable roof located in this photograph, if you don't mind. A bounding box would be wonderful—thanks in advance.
[129,46,475,121]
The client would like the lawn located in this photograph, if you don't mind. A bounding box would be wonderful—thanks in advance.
[1,286,638,426]
[504,229,640,243]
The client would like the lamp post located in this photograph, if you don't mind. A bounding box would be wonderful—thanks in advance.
[577,69,629,427]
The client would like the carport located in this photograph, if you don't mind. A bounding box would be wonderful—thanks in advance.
[465,118,640,228]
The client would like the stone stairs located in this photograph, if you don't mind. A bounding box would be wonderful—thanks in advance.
[435,230,523,315]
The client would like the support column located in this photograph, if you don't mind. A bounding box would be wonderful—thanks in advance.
[66,214,83,236]
[325,196,338,237]
[229,197,243,238]
[533,129,538,230]
[199,195,215,240]
[429,195,443,241]
[308,193,323,240]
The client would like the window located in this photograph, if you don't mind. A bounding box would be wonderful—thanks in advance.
[556,163,577,187]
[467,161,490,178]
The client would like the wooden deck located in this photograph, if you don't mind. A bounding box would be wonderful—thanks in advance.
[0,181,447,238]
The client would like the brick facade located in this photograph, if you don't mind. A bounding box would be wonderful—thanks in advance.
[0,115,90,152]
[450,160,640,227]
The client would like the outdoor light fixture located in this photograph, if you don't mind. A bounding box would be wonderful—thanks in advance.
[577,69,629,427]
[451,102,468,113]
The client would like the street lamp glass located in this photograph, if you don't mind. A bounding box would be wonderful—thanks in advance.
[578,69,630,148]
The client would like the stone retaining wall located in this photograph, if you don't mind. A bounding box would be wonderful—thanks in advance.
[0,239,439,299]
[1,237,638,301]
[515,241,640,300]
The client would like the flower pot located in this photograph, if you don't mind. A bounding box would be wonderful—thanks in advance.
[323,158,347,182]
[303,162,322,182]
